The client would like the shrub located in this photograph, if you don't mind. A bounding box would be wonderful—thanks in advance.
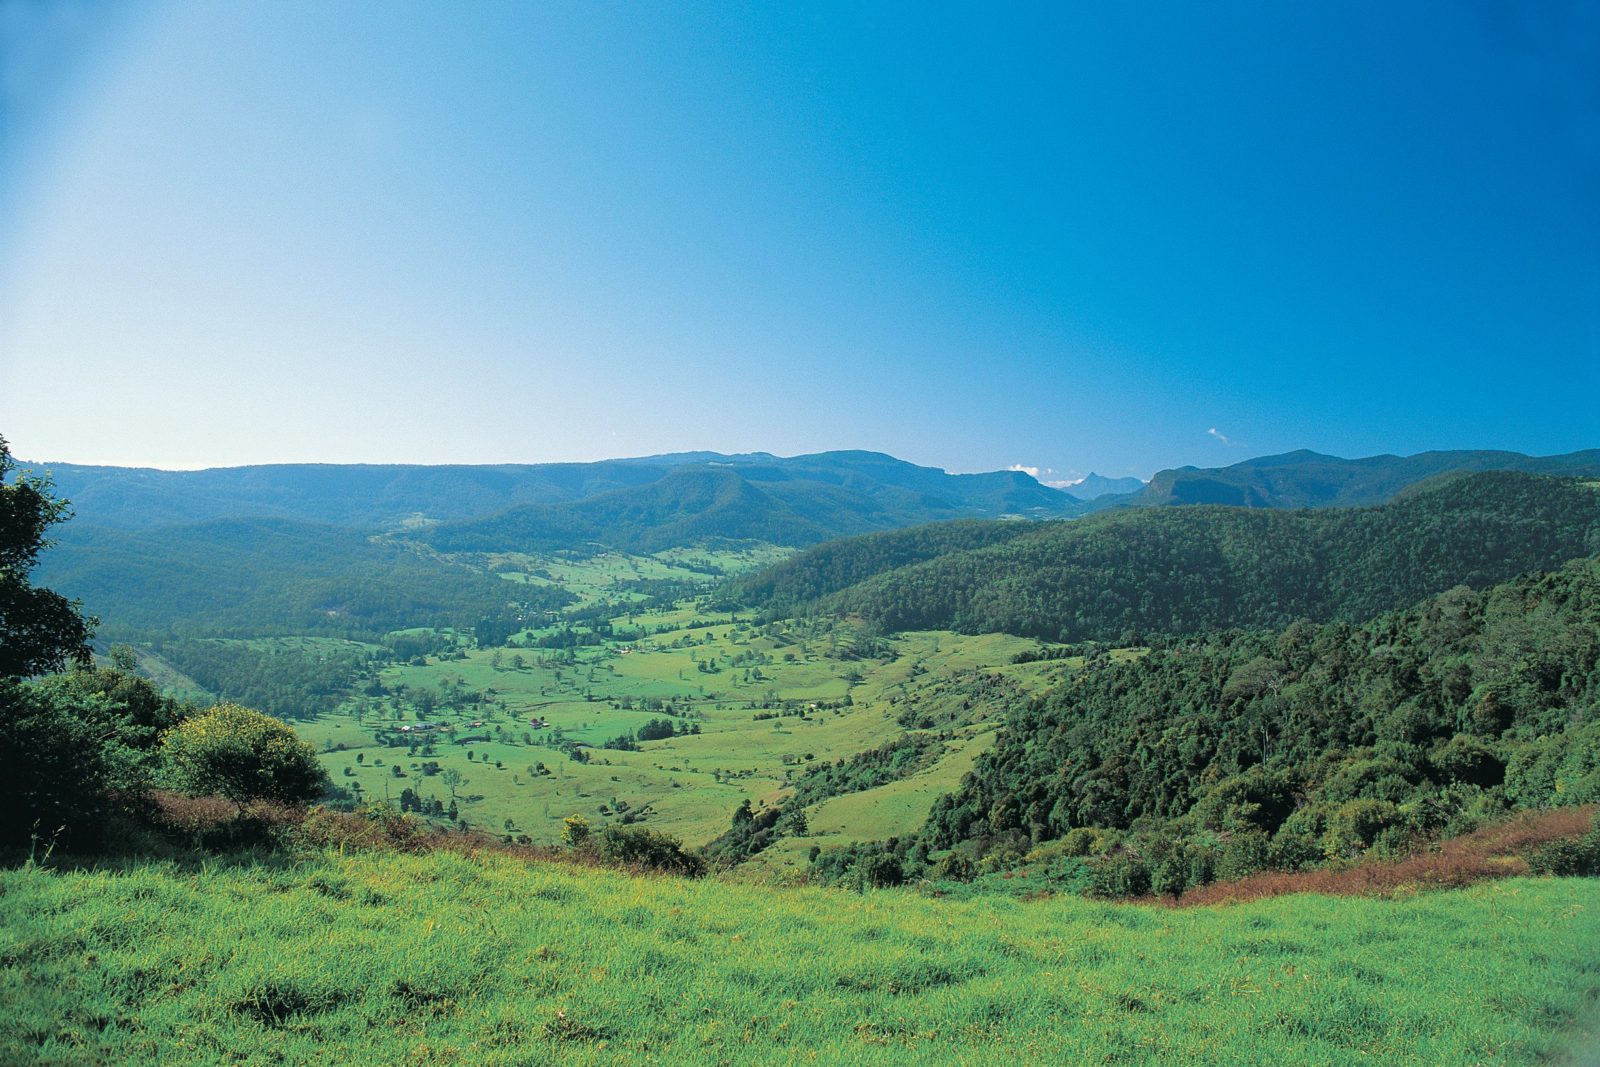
[1057,827,1112,857]
[163,704,329,807]
[1429,734,1506,788]
[1267,827,1323,872]
[561,815,591,848]
[857,851,905,889]
[1088,851,1150,898]
[935,850,976,881]
[1527,815,1600,877]
[1323,799,1404,861]
[0,679,114,847]
[595,825,705,877]
[1504,721,1600,808]
[1215,829,1271,881]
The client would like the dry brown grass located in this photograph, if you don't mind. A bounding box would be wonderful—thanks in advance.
[140,789,308,848]
[1168,805,1599,908]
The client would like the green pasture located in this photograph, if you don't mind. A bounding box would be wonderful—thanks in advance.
[263,549,1062,849]
[808,728,998,841]
[750,728,1000,878]
[481,545,789,614]
[298,611,1053,847]
[4,849,1597,1065]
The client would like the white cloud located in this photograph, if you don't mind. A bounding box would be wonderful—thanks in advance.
[1207,427,1244,448]
[1010,463,1083,489]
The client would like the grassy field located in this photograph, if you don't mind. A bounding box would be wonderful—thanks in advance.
[279,549,1066,849]
[297,624,1055,849]
[4,848,1597,1065]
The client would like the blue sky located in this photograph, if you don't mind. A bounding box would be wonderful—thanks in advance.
[1,1,1595,480]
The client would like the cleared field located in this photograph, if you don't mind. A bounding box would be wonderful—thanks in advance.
[807,728,999,841]
[108,535,1100,897]
[285,549,1057,848]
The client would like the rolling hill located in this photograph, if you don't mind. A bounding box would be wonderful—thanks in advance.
[914,554,1600,893]
[35,518,565,640]
[738,471,1600,642]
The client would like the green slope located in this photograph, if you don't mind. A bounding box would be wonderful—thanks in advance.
[3,851,1596,1065]
[36,518,571,640]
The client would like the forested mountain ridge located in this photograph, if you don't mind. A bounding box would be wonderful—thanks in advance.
[732,519,1041,616]
[425,466,825,555]
[23,450,1084,532]
[423,455,1079,554]
[912,554,1600,894]
[741,471,1600,642]
[1133,447,1600,509]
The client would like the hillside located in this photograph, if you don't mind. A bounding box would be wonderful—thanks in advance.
[4,849,1596,1065]
[28,451,1087,639]
[1134,447,1600,508]
[913,555,1600,893]
[742,472,1600,642]
[26,449,1088,642]
[729,519,1039,615]
[36,518,564,641]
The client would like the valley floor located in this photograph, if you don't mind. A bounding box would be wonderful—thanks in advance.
[3,847,1597,1065]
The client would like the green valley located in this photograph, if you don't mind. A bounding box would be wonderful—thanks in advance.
[7,441,1600,1064]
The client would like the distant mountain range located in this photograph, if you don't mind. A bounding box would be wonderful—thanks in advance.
[25,444,1600,642]
[26,446,1600,571]
[1060,473,1145,501]
[423,453,1086,554]
[1132,448,1600,508]
[24,450,1086,536]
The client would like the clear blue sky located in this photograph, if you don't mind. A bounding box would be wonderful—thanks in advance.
[2,1,1596,480]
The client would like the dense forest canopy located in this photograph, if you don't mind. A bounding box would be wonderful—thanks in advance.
[910,556,1600,894]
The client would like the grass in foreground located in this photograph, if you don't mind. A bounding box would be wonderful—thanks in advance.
[3,848,1597,1065]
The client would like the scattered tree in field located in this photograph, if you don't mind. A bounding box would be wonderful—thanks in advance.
[162,703,328,808]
